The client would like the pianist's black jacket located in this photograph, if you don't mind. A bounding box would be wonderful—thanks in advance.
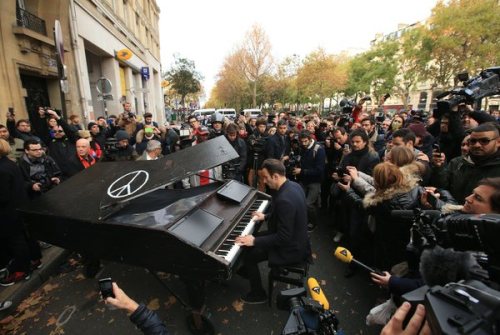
[254,180,311,266]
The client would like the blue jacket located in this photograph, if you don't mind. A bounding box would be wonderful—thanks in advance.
[130,304,169,335]
[298,141,326,184]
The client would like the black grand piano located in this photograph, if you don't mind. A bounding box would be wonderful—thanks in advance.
[19,136,270,281]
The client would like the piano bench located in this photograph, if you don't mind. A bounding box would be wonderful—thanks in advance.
[267,263,309,307]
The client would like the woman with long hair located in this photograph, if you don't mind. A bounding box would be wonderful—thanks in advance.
[339,162,424,270]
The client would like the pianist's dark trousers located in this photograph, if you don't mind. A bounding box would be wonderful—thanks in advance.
[242,246,269,294]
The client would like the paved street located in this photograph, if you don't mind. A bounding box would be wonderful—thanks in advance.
[1,215,384,335]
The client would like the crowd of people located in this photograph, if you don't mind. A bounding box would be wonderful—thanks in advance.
[1,97,499,332]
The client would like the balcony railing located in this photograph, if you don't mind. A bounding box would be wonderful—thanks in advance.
[16,7,47,36]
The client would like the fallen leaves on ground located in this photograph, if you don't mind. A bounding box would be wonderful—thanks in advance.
[231,300,244,312]
[163,296,176,309]
[46,316,57,327]
[85,291,98,300]
[74,274,86,281]
[147,298,160,311]
[43,283,60,293]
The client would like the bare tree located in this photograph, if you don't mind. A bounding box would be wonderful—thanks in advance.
[240,24,273,107]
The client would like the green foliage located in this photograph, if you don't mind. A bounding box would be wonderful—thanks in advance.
[425,0,500,88]
[165,56,203,106]
[346,41,398,101]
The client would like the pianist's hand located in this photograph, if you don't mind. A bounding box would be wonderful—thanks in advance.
[252,211,265,221]
[235,235,255,247]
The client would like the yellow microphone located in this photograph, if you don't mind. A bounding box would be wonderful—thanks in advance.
[307,277,329,310]
[334,246,382,274]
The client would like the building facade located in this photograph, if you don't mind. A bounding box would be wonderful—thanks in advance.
[0,0,163,126]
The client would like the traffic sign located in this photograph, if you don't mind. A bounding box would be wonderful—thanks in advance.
[96,77,112,95]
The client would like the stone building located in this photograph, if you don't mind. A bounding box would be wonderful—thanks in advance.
[0,0,163,125]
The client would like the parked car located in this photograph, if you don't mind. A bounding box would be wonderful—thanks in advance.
[216,108,237,120]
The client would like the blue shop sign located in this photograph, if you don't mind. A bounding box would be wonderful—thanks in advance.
[141,67,150,80]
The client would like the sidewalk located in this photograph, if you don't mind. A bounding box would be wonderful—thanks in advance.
[0,246,69,318]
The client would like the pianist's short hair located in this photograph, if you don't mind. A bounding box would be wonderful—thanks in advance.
[261,158,286,176]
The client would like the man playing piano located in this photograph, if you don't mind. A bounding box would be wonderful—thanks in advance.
[235,158,311,304]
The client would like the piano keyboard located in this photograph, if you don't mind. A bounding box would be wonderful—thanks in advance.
[214,199,269,263]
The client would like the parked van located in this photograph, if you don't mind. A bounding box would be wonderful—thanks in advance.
[243,108,262,119]
[216,108,237,120]
[193,108,215,121]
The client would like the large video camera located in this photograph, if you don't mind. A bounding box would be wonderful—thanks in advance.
[248,136,267,154]
[391,210,500,334]
[434,66,500,118]
[277,287,339,335]
[31,171,55,192]
[221,160,241,180]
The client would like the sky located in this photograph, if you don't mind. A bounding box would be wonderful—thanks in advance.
[158,0,439,101]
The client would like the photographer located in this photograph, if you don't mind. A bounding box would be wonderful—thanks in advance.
[104,130,138,161]
[104,282,169,335]
[246,117,267,189]
[18,139,61,198]
[223,123,247,182]
[116,102,139,146]
[293,130,326,231]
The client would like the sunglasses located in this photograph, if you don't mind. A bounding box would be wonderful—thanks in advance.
[468,137,497,145]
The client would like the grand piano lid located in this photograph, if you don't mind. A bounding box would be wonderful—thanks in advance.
[19,136,239,222]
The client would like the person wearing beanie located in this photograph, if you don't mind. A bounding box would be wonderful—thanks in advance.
[88,121,106,151]
[104,130,137,161]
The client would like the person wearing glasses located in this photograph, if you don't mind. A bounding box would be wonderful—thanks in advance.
[18,139,61,198]
[431,122,500,203]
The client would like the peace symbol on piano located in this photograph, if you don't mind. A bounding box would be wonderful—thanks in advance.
[107,170,149,199]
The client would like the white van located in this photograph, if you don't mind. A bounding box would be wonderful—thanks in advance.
[243,108,262,119]
[193,108,215,121]
[216,108,237,120]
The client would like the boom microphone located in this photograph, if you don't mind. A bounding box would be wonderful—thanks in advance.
[307,277,329,310]
[334,247,382,275]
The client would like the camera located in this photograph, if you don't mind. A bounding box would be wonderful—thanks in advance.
[98,278,115,299]
[277,287,339,335]
[32,171,54,192]
[333,166,348,178]
[104,137,120,153]
[286,153,301,179]
[434,66,500,118]
[248,136,267,153]
[390,210,500,334]
[222,160,241,180]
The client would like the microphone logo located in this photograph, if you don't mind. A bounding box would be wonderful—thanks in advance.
[340,249,348,257]
[312,286,321,294]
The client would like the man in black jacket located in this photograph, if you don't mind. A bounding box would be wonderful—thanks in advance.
[292,130,326,231]
[236,159,311,304]
[265,119,290,161]
[18,139,61,198]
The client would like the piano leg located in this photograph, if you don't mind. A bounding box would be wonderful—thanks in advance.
[182,277,215,334]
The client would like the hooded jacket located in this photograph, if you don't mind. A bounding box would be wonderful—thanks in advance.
[345,172,423,270]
